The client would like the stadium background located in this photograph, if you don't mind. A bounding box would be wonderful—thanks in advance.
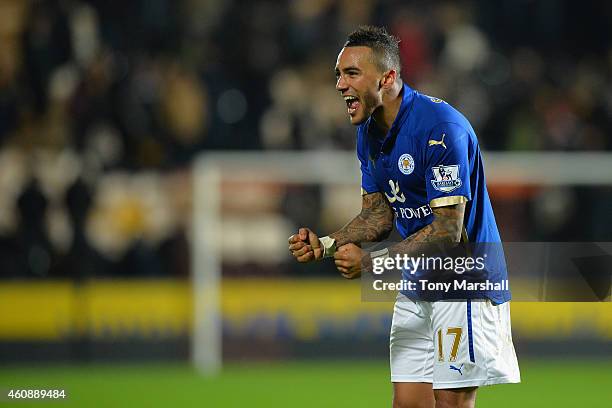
[0,0,610,406]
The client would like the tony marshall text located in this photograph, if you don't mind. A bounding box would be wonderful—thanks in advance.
[373,279,509,292]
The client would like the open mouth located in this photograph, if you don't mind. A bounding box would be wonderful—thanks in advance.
[343,95,360,116]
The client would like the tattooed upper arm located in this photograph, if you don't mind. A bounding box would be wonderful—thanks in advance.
[362,192,393,216]
[426,203,465,243]
[383,202,466,261]
[330,192,394,246]
[361,192,395,233]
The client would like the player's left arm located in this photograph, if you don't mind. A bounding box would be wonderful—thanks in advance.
[397,203,464,245]
[334,203,465,278]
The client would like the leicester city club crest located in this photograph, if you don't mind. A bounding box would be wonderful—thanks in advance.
[398,153,415,175]
[431,165,462,192]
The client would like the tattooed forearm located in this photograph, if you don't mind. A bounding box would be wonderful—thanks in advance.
[388,203,465,259]
[330,192,394,247]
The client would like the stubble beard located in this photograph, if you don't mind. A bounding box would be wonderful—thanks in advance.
[352,90,381,126]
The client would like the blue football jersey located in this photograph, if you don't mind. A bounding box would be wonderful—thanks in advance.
[357,83,510,304]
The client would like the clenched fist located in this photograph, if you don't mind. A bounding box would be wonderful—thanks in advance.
[334,243,369,279]
[288,227,323,262]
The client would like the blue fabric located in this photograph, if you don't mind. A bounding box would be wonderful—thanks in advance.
[357,84,510,303]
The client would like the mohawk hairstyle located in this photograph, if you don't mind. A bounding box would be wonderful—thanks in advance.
[344,25,401,75]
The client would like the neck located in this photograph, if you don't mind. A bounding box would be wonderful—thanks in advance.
[372,80,403,134]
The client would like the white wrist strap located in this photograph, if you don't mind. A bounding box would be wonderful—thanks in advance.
[319,236,336,258]
[370,248,390,260]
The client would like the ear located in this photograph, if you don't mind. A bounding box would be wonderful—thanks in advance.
[379,69,397,90]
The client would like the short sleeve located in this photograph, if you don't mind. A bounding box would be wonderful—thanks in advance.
[357,128,379,195]
[425,123,471,207]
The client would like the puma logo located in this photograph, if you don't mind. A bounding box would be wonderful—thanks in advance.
[428,133,447,149]
[449,364,464,375]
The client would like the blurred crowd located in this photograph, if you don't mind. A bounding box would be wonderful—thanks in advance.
[0,0,611,277]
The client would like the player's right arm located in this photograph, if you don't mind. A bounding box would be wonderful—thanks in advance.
[288,191,394,263]
[288,228,323,263]
[288,126,393,263]
[329,191,394,247]
[333,126,396,247]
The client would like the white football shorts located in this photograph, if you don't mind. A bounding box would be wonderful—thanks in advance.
[390,293,521,389]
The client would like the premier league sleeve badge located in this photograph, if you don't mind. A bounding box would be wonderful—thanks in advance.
[431,165,462,193]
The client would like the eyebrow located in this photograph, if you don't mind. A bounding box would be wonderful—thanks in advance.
[335,65,361,74]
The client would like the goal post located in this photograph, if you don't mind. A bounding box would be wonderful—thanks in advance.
[192,159,222,375]
[191,151,360,375]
